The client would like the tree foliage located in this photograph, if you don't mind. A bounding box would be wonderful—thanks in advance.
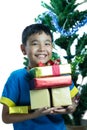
[35,0,87,125]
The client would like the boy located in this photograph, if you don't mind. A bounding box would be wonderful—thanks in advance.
[0,24,78,130]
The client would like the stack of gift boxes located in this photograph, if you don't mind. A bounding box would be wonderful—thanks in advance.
[29,64,72,109]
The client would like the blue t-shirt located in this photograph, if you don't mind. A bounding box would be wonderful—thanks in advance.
[1,68,67,130]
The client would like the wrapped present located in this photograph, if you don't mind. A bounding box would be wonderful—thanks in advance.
[28,64,71,78]
[30,89,50,109]
[30,87,72,109]
[30,75,72,90]
[51,87,72,106]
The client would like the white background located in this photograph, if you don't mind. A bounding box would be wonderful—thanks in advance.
[0,0,87,129]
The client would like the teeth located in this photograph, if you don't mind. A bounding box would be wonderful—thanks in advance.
[37,55,45,58]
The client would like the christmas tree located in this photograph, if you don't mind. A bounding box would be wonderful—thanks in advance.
[35,0,87,126]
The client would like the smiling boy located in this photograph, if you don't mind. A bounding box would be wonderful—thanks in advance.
[0,24,78,130]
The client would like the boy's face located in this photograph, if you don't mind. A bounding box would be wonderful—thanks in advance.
[21,32,53,67]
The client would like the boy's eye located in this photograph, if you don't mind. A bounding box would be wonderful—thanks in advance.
[45,42,51,46]
[32,42,38,45]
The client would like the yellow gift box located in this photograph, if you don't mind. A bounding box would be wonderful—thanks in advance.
[30,89,51,109]
[51,87,72,107]
[30,87,72,109]
[28,64,71,78]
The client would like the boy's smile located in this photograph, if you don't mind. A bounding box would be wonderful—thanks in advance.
[35,54,47,59]
[21,32,53,68]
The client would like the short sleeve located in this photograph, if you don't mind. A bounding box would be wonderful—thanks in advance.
[0,72,20,106]
[70,82,79,98]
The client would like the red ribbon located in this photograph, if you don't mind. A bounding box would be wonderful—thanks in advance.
[52,64,60,76]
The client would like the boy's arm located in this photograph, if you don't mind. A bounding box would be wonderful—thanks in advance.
[2,105,46,123]
[3,101,78,124]
[2,104,66,123]
[2,102,77,124]
[2,105,33,123]
[65,97,78,113]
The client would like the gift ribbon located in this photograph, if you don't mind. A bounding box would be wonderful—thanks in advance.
[52,64,60,76]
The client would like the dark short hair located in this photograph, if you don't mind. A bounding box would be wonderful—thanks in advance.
[22,23,53,45]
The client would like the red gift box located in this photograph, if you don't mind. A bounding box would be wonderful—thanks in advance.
[30,75,72,90]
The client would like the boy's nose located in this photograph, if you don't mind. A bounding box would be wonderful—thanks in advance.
[38,44,45,51]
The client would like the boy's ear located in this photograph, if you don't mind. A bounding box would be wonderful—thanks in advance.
[20,44,26,55]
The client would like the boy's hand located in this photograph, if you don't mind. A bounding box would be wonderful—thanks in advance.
[53,106,74,114]
[32,107,56,117]
[52,100,78,114]
[31,105,74,118]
